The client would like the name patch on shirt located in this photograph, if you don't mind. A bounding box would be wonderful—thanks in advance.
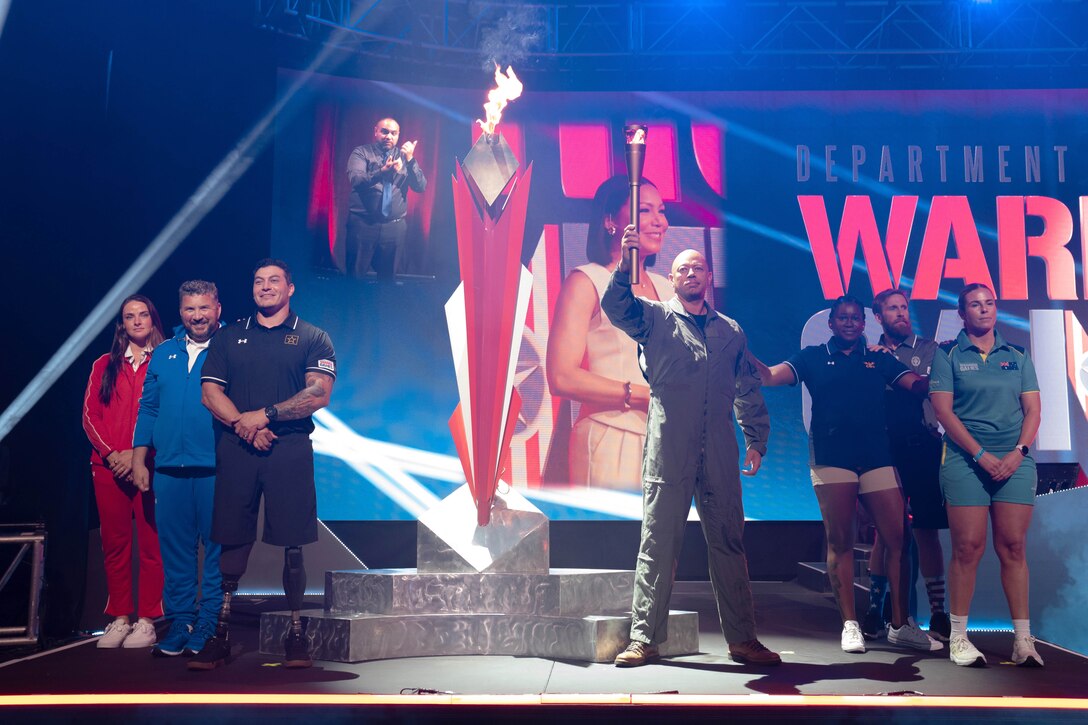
[1000,360,1019,370]
[285,334,300,346]
[959,363,979,372]
[318,359,335,372]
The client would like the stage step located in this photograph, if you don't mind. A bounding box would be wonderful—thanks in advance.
[259,608,699,663]
[796,561,831,592]
[854,543,873,579]
[796,541,876,587]
[795,560,870,615]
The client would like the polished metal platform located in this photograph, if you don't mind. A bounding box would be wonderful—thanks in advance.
[259,607,699,663]
[258,485,700,663]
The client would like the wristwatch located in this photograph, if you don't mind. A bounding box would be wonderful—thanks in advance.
[264,405,278,422]
[1017,445,1030,457]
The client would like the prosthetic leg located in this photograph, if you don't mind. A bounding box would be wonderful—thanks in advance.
[188,543,250,671]
[282,546,312,668]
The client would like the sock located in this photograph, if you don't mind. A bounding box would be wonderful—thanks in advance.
[925,576,946,614]
[868,574,889,612]
[950,613,968,640]
[1012,618,1031,639]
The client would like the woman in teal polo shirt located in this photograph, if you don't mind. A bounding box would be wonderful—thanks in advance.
[929,283,1042,668]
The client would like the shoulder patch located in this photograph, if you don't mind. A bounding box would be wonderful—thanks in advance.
[317,359,335,372]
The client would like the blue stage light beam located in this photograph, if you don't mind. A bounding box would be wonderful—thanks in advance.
[0,0,11,38]
[0,18,362,444]
[371,81,475,125]
[0,117,274,443]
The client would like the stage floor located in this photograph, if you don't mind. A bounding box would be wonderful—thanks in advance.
[1,580,1085,700]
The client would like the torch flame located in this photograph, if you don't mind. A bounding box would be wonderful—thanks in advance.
[477,64,523,135]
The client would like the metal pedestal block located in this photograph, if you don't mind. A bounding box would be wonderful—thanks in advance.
[258,485,701,663]
[260,608,699,664]
[416,484,548,574]
[323,568,634,616]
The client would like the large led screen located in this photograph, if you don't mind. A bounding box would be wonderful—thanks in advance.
[271,71,1088,521]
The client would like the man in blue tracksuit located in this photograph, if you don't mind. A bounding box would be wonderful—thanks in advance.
[132,280,224,657]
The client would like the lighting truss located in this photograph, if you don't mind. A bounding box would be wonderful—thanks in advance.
[255,0,1088,85]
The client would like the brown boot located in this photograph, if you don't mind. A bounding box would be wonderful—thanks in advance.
[729,639,781,665]
[614,641,659,667]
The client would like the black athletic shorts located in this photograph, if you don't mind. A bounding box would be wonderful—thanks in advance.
[892,433,948,530]
[211,433,319,547]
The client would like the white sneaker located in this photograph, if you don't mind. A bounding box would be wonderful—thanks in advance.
[97,621,132,649]
[949,634,986,667]
[841,620,866,653]
[887,617,944,651]
[122,620,157,648]
[1011,635,1044,667]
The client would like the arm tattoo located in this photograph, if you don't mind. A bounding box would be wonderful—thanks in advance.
[275,372,332,421]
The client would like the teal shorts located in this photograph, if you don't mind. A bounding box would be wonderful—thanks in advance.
[939,441,1037,507]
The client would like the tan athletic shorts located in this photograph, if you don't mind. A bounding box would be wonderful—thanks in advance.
[810,465,901,494]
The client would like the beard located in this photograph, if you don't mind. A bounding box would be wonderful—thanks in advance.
[887,319,911,336]
[677,286,705,303]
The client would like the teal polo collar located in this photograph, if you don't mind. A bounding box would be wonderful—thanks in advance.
[955,328,1010,353]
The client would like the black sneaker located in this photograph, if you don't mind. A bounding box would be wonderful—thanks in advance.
[283,627,313,669]
[861,604,886,640]
[928,611,952,642]
[187,633,230,671]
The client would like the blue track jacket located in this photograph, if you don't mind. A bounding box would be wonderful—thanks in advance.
[133,328,217,469]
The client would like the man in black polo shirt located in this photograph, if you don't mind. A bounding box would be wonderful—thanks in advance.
[190,258,336,671]
[863,288,950,641]
[346,117,427,280]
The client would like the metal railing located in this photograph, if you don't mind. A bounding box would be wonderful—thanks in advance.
[0,524,45,646]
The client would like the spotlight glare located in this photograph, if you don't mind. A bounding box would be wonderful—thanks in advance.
[0,11,373,444]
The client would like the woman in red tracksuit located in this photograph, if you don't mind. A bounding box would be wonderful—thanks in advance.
[82,294,166,648]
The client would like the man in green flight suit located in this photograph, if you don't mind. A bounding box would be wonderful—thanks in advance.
[602,229,780,668]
